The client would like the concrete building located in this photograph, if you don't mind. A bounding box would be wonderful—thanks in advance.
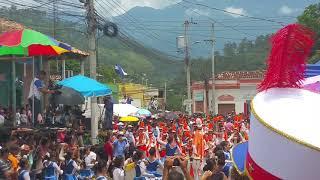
[118,83,146,108]
[118,83,164,109]
[191,70,264,115]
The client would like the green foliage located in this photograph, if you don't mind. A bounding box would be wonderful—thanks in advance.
[298,3,320,58]
[97,64,120,84]
[298,3,320,35]
[189,35,270,81]
[2,3,319,110]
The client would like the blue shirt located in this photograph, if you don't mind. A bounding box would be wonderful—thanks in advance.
[146,159,161,172]
[113,140,127,157]
[28,78,44,100]
[165,143,177,156]
[34,79,43,89]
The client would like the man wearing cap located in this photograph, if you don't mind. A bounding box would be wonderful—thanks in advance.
[125,125,135,146]
[113,133,128,158]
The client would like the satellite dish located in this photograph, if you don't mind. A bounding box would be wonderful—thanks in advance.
[102,22,118,37]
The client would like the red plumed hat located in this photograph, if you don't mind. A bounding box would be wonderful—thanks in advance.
[258,24,315,92]
[139,121,145,129]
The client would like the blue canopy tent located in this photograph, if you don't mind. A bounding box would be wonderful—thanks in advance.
[58,75,111,144]
[306,60,320,78]
[58,75,112,97]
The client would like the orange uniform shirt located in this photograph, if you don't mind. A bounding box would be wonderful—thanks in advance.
[8,154,19,172]
[193,130,205,159]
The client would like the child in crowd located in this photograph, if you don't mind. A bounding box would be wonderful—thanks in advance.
[43,152,63,180]
[63,151,80,180]
[18,158,30,180]
[145,147,163,178]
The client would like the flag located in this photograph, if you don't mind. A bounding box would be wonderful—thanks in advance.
[114,64,128,78]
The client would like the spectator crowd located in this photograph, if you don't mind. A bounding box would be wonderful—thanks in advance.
[0,112,250,180]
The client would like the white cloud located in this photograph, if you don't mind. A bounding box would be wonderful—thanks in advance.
[95,0,182,17]
[224,7,248,18]
[118,0,181,11]
[185,8,210,17]
[279,5,298,15]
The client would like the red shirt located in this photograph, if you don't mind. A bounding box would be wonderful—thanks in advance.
[104,141,113,160]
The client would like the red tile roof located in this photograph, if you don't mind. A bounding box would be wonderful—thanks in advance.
[215,70,265,80]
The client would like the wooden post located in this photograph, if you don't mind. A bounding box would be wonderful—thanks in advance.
[80,58,85,75]
[12,60,16,127]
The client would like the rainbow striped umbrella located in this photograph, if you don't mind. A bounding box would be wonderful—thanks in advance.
[0,29,71,56]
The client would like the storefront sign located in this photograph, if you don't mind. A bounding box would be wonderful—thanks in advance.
[50,74,62,81]
[194,92,204,101]
[145,89,159,97]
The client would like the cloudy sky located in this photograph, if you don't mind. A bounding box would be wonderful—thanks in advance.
[116,0,181,10]
[5,0,317,19]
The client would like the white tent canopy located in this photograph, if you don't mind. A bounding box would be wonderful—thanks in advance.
[113,104,139,117]
[302,75,320,85]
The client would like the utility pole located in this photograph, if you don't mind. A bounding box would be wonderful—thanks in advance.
[184,20,195,115]
[53,0,57,38]
[164,81,167,110]
[210,23,216,115]
[53,0,59,73]
[86,0,98,144]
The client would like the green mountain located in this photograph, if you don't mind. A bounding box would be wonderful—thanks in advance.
[1,3,318,110]
[0,6,183,87]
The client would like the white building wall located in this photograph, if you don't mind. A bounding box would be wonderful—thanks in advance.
[209,84,257,114]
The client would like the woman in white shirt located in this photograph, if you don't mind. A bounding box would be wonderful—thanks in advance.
[112,156,125,180]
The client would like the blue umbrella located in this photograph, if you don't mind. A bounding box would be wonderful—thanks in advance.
[136,109,152,117]
[58,75,112,97]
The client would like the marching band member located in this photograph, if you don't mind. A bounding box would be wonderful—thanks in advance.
[193,118,205,180]
[157,126,168,162]
[136,122,150,156]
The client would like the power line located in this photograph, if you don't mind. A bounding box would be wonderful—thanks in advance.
[96,0,178,48]
[176,2,257,38]
[181,0,286,26]
[0,0,85,20]
[115,16,296,23]
[93,7,181,62]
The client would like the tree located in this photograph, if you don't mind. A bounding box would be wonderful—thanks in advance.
[223,42,237,57]
[298,3,320,58]
[97,65,120,84]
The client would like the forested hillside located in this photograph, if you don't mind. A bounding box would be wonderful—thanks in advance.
[1,3,318,110]
[0,5,182,86]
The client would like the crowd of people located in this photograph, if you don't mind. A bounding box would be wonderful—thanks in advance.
[0,111,250,180]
